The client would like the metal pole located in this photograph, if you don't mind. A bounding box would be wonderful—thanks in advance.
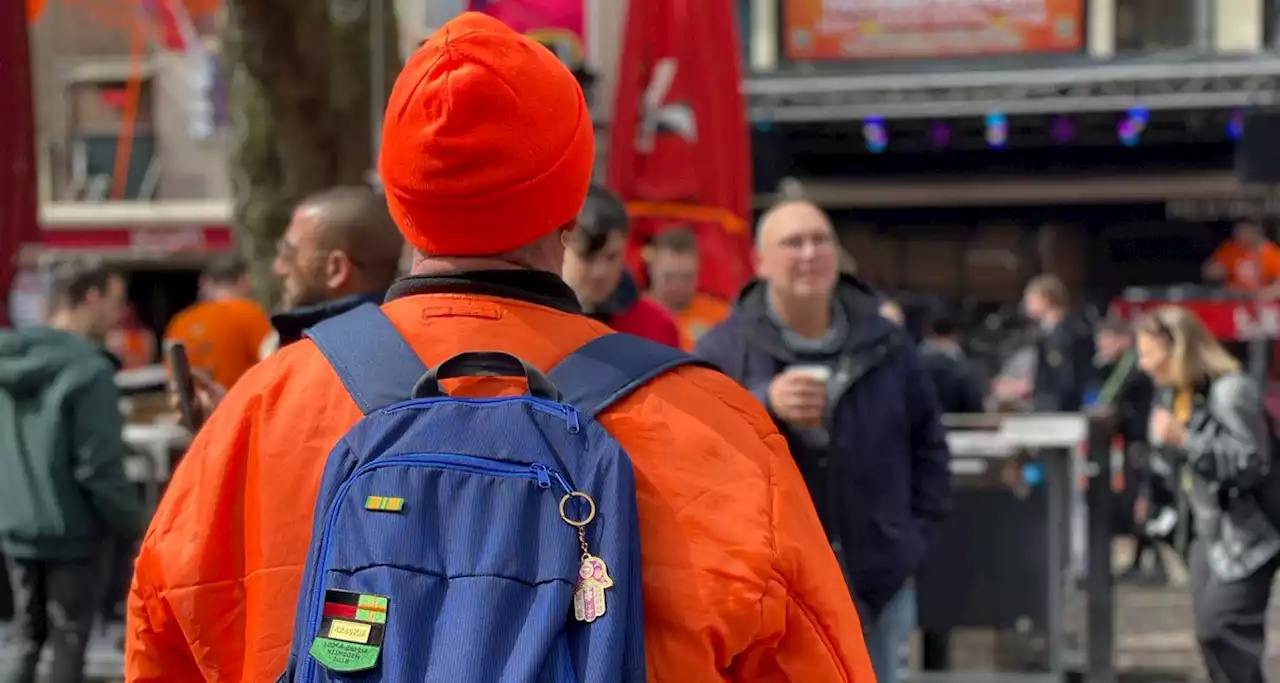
[583,0,599,73]
[1044,448,1068,681]
[1193,0,1214,52]
[1085,414,1116,683]
[1273,0,1279,49]
[368,0,386,190]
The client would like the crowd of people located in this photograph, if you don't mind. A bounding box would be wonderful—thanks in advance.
[0,11,1279,683]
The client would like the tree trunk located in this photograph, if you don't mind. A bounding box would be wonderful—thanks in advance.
[221,0,400,304]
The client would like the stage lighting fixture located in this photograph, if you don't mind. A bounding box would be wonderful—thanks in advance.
[1227,109,1245,141]
[984,112,1008,149]
[1049,116,1074,144]
[863,115,888,153]
[1117,106,1148,147]
[928,121,951,149]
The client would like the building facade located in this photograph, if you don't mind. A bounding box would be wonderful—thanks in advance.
[26,0,1280,307]
[743,0,1280,308]
[30,0,227,204]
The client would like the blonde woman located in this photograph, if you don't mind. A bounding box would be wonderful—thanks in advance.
[1136,306,1280,683]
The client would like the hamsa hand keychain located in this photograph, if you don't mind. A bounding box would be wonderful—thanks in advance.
[560,491,613,623]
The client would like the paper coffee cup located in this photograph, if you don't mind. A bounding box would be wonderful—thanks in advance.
[790,365,832,384]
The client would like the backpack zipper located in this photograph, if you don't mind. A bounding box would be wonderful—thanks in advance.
[384,396,581,433]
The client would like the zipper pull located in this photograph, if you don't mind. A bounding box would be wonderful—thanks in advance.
[531,463,552,488]
[552,470,573,494]
[564,406,581,433]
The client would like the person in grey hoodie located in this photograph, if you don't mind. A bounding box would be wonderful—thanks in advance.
[1137,306,1280,683]
[0,261,142,683]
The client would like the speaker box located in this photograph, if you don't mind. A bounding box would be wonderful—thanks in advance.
[1237,110,1280,184]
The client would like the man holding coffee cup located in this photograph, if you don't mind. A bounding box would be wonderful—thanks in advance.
[771,364,831,429]
[697,200,952,683]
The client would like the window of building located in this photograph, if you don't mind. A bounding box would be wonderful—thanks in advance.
[64,75,158,201]
[1114,0,1197,52]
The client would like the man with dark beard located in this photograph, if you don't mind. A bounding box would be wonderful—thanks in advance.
[178,188,405,416]
[261,186,406,357]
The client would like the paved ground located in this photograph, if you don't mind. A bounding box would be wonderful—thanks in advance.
[931,543,1280,682]
[0,622,124,682]
[1088,545,1280,682]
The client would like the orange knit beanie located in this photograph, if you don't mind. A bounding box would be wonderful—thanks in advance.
[379,12,596,256]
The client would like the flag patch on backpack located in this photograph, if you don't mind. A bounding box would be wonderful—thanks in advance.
[308,590,388,672]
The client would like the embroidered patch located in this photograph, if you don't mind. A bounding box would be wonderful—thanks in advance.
[310,638,380,672]
[310,590,388,672]
[364,495,405,512]
[328,619,372,643]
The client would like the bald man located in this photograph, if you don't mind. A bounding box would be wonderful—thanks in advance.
[262,186,406,357]
[696,200,952,683]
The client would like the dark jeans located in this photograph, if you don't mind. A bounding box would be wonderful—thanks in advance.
[1190,541,1280,683]
[0,557,102,683]
[99,537,134,623]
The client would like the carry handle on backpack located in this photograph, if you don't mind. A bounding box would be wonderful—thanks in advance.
[304,302,712,419]
[413,351,561,401]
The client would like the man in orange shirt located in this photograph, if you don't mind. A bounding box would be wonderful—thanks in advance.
[163,255,272,390]
[126,13,872,683]
[646,227,732,351]
[1204,220,1280,297]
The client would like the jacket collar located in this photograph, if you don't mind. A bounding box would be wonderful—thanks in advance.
[583,271,639,321]
[921,339,965,361]
[733,274,897,360]
[272,291,387,347]
[385,269,582,315]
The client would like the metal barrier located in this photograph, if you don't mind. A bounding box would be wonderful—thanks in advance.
[912,412,1116,683]
[122,422,190,512]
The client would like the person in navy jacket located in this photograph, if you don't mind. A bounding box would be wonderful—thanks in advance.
[696,200,952,683]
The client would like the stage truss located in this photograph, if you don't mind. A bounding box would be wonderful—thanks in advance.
[746,57,1280,122]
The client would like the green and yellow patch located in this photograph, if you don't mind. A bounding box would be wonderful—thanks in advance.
[364,495,405,512]
[309,589,389,672]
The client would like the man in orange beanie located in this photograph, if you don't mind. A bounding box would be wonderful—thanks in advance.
[126,13,873,683]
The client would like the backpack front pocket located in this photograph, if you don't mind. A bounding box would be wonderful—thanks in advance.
[297,454,583,683]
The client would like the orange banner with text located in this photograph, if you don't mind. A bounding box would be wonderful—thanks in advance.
[784,0,1084,61]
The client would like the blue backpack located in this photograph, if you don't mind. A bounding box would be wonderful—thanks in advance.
[278,304,706,683]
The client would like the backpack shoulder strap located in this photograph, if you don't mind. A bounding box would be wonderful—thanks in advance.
[548,333,712,421]
[304,303,428,415]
